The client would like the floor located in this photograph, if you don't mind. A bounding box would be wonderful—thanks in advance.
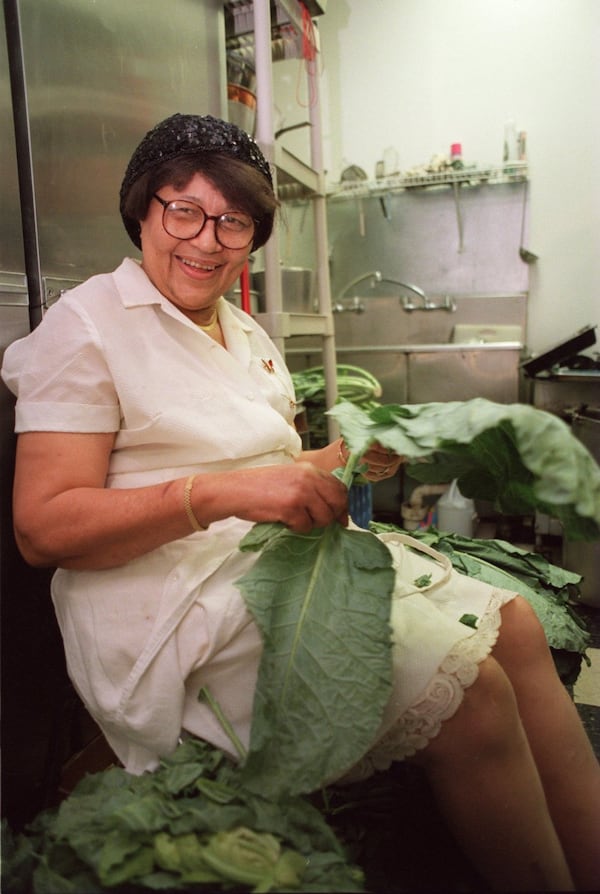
[572,602,600,756]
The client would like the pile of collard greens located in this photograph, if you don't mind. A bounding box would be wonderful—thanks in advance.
[1,737,365,893]
[3,398,597,893]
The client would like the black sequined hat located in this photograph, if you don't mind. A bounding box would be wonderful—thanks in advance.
[119,113,273,249]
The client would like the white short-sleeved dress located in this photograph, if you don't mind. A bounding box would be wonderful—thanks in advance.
[1,258,516,778]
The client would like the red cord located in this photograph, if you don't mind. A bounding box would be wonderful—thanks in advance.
[240,262,251,314]
[300,2,317,62]
[296,2,320,108]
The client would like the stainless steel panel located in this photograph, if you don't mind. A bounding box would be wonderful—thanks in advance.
[0,304,30,352]
[0,20,26,276]
[285,343,409,405]
[326,183,530,300]
[290,345,519,405]
[532,376,600,415]
[336,347,409,405]
[408,348,522,404]
[0,273,28,306]
[15,0,226,286]
[332,295,527,347]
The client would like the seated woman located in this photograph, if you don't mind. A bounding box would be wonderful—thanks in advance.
[2,113,599,892]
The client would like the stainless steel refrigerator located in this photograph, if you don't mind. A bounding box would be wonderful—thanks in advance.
[1,0,225,827]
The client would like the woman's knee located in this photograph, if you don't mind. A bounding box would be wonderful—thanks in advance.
[418,657,522,766]
[494,595,553,671]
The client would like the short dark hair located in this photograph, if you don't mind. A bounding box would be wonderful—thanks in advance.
[122,153,278,251]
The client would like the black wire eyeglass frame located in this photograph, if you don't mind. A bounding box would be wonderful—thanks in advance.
[152,194,257,249]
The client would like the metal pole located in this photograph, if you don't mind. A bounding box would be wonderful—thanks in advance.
[3,0,44,329]
[253,0,284,353]
[307,33,339,440]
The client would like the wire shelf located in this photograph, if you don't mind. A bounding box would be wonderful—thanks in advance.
[329,162,528,200]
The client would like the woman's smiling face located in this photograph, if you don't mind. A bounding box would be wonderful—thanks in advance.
[139,172,252,322]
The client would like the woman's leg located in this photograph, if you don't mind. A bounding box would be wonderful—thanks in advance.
[491,596,600,891]
[414,652,575,891]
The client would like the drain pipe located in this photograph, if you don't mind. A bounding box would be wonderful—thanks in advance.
[401,483,449,530]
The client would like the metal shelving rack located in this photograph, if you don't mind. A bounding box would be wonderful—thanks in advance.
[329,162,529,201]
[225,0,338,438]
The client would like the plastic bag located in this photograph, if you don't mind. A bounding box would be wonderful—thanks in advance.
[437,479,476,537]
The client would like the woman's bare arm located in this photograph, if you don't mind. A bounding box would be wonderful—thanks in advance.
[13,431,349,571]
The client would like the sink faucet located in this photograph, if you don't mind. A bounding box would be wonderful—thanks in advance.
[379,277,457,312]
[333,271,456,313]
[378,278,432,311]
[334,270,382,313]
[336,270,382,300]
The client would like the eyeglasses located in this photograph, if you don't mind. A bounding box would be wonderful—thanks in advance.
[153,194,257,249]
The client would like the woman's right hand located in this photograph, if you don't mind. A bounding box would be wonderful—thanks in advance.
[195,461,349,534]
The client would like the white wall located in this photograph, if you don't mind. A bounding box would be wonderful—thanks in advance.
[311,0,600,355]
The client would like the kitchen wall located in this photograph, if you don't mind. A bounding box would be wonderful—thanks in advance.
[280,0,599,356]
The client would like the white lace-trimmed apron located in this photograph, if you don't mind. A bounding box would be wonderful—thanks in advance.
[338,531,518,782]
[55,526,517,776]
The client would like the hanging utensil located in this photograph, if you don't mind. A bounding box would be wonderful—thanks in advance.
[379,194,391,220]
[519,179,538,263]
[340,166,368,238]
[452,181,464,253]
[357,197,366,237]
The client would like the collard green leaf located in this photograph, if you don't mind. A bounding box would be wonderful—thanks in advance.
[430,532,582,599]
[329,399,600,539]
[33,859,100,893]
[237,522,395,799]
[451,552,589,653]
[98,832,155,887]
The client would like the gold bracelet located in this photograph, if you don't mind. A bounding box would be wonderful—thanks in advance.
[183,474,207,532]
[337,439,348,467]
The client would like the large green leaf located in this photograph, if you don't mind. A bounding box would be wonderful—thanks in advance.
[329,399,600,540]
[237,522,395,799]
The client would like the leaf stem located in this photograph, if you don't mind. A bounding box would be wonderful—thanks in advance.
[199,686,248,762]
[341,451,361,489]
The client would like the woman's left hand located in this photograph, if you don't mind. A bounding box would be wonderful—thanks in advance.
[339,439,404,482]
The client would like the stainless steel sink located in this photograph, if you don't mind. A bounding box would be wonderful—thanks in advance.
[286,294,526,405]
[333,341,523,405]
[370,340,523,353]
[451,323,523,344]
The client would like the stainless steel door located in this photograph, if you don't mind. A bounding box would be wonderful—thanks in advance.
[5,0,227,310]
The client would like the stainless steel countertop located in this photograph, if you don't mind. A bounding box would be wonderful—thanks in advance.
[333,341,523,353]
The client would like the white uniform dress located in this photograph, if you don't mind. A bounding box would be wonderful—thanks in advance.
[1,258,516,777]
